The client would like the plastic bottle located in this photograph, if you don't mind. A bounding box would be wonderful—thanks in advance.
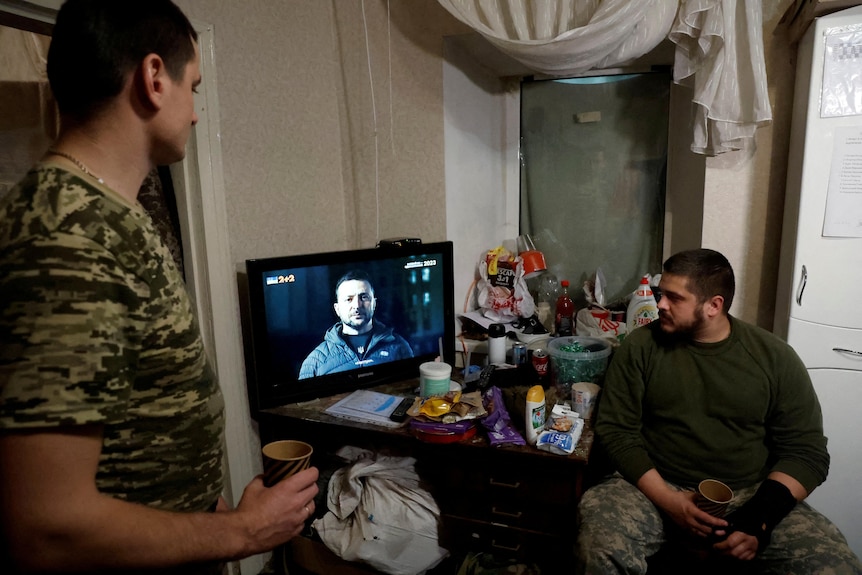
[488,323,507,365]
[525,385,546,445]
[626,275,659,333]
[555,280,575,336]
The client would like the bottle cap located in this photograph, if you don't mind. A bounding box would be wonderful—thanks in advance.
[561,280,570,288]
[488,323,506,338]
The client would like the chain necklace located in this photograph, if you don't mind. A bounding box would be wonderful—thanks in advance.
[47,149,104,184]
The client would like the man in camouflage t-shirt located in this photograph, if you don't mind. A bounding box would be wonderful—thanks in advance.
[0,1,318,573]
[1,165,225,513]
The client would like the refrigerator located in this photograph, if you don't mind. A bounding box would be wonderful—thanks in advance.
[774,6,862,560]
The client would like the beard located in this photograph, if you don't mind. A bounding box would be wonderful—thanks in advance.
[658,306,706,338]
[342,312,373,334]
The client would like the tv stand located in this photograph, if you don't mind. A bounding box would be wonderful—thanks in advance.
[257,378,595,572]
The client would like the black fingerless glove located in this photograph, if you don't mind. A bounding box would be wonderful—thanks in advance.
[725,479,797,552]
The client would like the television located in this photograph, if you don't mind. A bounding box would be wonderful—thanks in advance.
[243,241,455,413]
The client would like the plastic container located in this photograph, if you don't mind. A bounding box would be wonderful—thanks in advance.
[419,361,452,397]
[547,336,612,396]
[555,280,575,336]
[525,384,546,446]
[627,275,658,333]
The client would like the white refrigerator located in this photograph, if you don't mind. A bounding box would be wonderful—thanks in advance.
[774,6,862,559]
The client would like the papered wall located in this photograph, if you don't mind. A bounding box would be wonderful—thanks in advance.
[175,0,468,264]
[175,0,797,328]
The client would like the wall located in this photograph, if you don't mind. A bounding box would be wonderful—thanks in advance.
[175,0,469,264]
[174,0,798,328]
[701,1,797,325]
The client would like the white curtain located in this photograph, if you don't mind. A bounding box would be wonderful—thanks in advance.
[437,0,771,156]
[0,27,55,199]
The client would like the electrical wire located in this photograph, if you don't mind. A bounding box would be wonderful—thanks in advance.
[360,0,380,241]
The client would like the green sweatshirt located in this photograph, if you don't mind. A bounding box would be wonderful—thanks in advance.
[596,316,829,493]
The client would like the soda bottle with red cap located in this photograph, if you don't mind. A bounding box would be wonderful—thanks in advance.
[555,280,575,336]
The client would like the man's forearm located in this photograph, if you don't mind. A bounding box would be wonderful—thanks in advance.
[7,493,258,572]
[635,468,677,512]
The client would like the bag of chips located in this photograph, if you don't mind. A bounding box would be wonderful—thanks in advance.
[476,246,535,322]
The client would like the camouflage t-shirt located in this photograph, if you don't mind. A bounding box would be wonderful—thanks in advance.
[0,164,225,513]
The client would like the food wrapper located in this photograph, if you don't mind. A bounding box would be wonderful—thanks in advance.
[476,246,535,322]
[480,385,526,446]
[536,404,584,455]
[408,390,485,423]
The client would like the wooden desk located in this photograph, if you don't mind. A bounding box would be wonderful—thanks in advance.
[258,379,594,569]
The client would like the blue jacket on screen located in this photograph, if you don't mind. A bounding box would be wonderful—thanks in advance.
[299,321,414,379]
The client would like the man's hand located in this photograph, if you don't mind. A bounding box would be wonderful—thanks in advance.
[710,477,798,560]
[712,529,760,560]
[232,468,319,557]
[636,470,728,537]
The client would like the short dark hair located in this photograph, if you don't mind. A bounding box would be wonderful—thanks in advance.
[663,248,735,314]
[335,271,375,298]
[48,0,197,121]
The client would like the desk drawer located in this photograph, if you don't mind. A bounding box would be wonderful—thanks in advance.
[440,514,573,563]
[440,493,573,531]
[430,465,578,505]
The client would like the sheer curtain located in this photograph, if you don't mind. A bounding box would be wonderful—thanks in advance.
[437,0,770,156]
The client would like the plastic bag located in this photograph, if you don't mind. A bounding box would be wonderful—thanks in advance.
[576,308,625,343]
[475,246,535,322]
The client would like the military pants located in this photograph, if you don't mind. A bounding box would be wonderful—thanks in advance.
[575,474,862,575]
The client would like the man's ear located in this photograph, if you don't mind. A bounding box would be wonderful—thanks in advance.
[138,53,168,111]
[705,294,725,319]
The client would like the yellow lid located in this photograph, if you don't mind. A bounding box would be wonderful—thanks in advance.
[526,385,544,402]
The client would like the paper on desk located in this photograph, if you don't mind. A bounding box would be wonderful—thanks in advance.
[324,390,407,428]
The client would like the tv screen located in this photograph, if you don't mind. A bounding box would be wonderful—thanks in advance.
[243,241,455,413]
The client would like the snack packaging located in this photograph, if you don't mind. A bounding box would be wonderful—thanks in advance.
[536,404,584,455]
[476,246,535,322]
[480,385,526,446]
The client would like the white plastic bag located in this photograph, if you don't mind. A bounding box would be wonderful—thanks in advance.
[576,308,625,343]
[475,246,535,322]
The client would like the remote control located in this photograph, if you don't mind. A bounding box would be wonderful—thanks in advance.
[389,397,414,422]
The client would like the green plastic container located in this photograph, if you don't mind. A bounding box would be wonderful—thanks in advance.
[547,336,612,394]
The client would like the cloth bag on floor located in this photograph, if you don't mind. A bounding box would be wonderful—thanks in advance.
[312,446,448,575]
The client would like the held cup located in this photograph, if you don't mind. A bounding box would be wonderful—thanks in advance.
[695,479,734,518]
[261,440,313,487]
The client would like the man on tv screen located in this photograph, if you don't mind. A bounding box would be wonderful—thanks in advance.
[299,270,413,378]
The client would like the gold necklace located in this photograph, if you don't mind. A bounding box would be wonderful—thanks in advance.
[47,149,105,184]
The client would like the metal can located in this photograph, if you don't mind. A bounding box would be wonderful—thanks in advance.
[531,348,549,378]
[512,343,528,366]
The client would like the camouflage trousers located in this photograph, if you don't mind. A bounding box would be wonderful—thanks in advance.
[575,474,862,575]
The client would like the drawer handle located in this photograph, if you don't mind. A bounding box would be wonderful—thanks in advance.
[491,506,523,519]
[833,347,862,357]
[489,478,521,489]
[491,540,521,552]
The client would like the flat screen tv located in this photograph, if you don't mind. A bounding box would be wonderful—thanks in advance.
[243,241,455,413]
